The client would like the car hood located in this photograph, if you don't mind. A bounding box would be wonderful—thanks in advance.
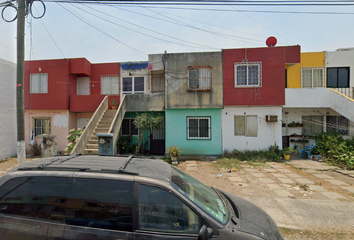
[220,190,283,240]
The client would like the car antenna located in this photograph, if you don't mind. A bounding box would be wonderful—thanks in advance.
[118,155,134,173]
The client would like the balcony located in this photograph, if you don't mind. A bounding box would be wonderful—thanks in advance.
[70,95,105,112]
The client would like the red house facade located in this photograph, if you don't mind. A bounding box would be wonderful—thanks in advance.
[24,58,120,153]
[222,46,301,151]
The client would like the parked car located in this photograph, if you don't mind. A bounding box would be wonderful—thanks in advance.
[0,155,283,240]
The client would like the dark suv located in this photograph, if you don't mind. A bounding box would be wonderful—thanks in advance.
[0,155,283,240]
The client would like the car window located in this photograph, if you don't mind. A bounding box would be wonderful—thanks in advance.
[65,178,133,232]
[171,167,229,225]
[0,176,70,222]
[139,184,199,234]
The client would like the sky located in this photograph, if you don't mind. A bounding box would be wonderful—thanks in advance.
[1,1,354,64]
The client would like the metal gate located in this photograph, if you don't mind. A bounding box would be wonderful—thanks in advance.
[150,120,165,155]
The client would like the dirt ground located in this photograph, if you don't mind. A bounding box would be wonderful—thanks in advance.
[1,157,353,239]
[177,160,354,240]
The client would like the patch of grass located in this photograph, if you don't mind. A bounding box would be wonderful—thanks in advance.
[223,144,282,162]
[214,157,240,171]
[299,183,308,190]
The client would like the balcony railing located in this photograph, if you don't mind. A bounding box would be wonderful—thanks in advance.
[332,87,354,99]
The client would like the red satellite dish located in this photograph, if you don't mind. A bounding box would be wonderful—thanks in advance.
[266,36,277,47]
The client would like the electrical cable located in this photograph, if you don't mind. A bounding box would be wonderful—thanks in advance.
[72,3,220,50]
[56,2,147,59]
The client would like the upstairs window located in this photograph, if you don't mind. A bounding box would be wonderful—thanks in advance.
[187,117,211,140]
[188,66,212,91]
[101,75,119,95]
[30,73,48,93]
[122,76,144,95]
[327,67,349,88]
[301,67,324,88]
[76,77,90,95]
[235,62,261,87]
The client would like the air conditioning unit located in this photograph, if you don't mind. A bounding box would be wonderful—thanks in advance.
[266,115,278,122]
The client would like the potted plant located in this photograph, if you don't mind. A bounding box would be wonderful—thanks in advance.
[167,145,181,166]
[110,99,118,109]
[282,147,294,160]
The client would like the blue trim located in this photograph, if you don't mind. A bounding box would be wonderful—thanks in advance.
[121,62,148,70]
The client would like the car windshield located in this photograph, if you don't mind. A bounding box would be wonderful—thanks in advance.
[170,167,229,225]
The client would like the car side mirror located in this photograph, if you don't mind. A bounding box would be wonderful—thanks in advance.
[198,225,213,240]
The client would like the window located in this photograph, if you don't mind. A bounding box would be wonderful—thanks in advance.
[30,73,48,93]
[151,73,165,93]
[0,176,70,222]
[327,67,350,88]
[188,66,212,91]
[101,75,119,95]
[234,115,258,137]
[326,116,349,136]
[139,184,199,234]
[187,117,210,140]
[301,67,324,88]
[122,76,144,95]
[234,62,261,87]
[65,178,133,231]
[76,77,90,95]
[33,118,51,136]
[122,118,138,136]
[302,116,323,136]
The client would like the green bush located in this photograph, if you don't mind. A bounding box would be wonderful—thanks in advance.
[315,132,354,170]
[65,128,83,154]
[222,144,282,162]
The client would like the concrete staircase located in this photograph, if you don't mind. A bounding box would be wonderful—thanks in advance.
[84,109,116,154]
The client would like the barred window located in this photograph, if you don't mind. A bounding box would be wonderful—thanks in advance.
[30,73,48,93]
[326,116,349,136]
[33,118,51,136]
[187,117,210,140]
[188,66,212,91]
[151,73,165,93]
[301,67,324,88]
[101,75,119,95]
[235,62,261,87]
[234,115,258,137]
[121,119,138,136]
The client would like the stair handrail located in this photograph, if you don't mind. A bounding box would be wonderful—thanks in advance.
[70,95,109,154]
[109,95,127,155]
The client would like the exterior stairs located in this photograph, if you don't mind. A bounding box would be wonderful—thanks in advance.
[84,109,116,154]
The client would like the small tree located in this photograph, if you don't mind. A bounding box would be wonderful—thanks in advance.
[134,112,164,155]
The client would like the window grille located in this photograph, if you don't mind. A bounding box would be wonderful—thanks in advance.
[187,117,211,140]
[33,118,51,136]
[101,75,119,95]
[187,66,212,91]
[151,73,165,93]
[301,67,324,88]
[234,62,261,87]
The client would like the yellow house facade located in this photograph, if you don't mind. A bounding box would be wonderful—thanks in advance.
[286,52,325,88]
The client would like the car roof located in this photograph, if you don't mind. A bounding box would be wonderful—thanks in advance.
[9,155,172,182]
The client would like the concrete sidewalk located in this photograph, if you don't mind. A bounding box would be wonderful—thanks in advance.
[243,156,354,229]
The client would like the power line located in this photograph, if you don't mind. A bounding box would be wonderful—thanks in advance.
[73,3,220,50]
[43,0,354,7]
[56,2,147,59]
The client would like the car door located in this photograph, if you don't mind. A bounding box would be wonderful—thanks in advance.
[0,176,70,240]
[134,184,200,240]
[63,177,133,240]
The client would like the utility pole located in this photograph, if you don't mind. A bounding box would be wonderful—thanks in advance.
[16,0,26,165]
